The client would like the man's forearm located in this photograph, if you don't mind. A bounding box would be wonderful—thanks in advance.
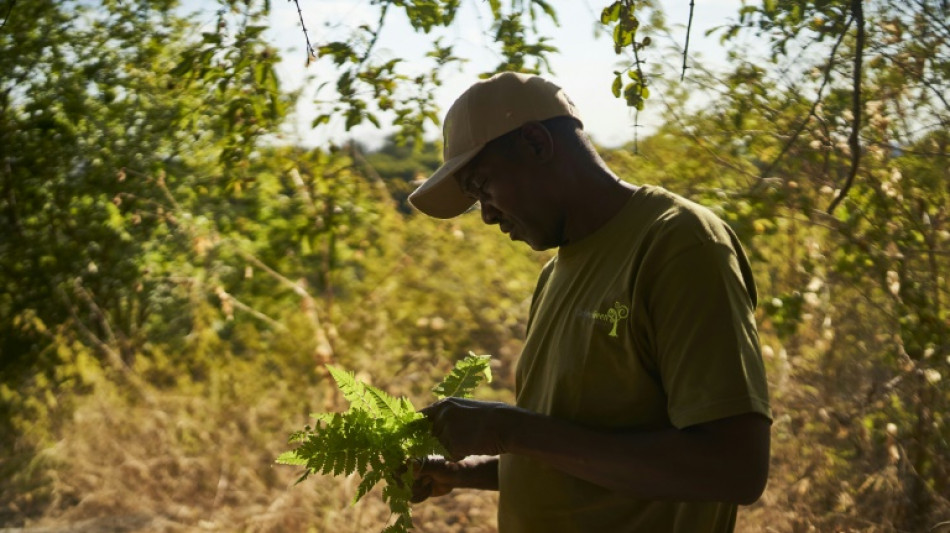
[422,397,769,503]
[500,410,770,504]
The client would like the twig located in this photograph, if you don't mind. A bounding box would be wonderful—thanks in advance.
[627,0,645,154]
[215,286,288,331]
[347,143,395,206]
[290,0,315,63]
[632,109,640,154]
[233,247,335,360]
[56,282,152,400]
[758,12,853,184]
[657,91,764,182]
[873,49,950,114]
[905,0,950,36]
[0,0,14,31]
[235,248,309,299]
[680,0,695,82]
[358,3,389,66]
[828,0,865,213]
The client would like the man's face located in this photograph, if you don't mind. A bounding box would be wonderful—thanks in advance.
[455,141,564,251]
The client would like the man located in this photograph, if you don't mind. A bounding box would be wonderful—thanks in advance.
[407,72,771,532]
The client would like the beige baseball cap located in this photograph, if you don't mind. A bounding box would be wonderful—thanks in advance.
[408,72,582,219]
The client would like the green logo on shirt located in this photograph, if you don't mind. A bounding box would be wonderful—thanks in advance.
[591,301,630,337]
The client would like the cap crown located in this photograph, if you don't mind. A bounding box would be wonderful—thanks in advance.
[408,72,582,219]
[443,72,579,161]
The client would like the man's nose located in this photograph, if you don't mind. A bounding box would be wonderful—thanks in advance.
[480,201,500,225]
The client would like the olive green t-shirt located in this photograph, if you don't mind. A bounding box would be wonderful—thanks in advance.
[497,186,771,533]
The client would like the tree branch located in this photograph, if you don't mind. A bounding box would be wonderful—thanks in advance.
[871,49,950,114]
[290,0,315,64]
[680,0,695,82]
[828,0,865,213]
[0,0,14,31]
[759,12,853,183]
[358,3,390,66]
[57,281,152,400]
[214,286,288,331]
[233,247,336,362]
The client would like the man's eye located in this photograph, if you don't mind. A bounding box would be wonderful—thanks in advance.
[464,178,484,199]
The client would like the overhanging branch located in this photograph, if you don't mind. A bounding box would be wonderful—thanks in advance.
[828,0,866,214]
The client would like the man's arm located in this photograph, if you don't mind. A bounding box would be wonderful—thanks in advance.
[410,454,499,503]
[421,398,770,505]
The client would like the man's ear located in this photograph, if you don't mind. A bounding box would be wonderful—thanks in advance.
[519,121,554,163]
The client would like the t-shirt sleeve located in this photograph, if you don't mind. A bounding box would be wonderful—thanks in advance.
[646,241,772,428]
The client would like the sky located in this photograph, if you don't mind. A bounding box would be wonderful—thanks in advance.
[189,0,750,149]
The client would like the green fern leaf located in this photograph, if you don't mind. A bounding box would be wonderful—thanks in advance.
[311,412,335,424]
[327,365,377,415]
[279,353,493,533]
[365,383,405,419]
[308,452,326,474]
[331,451,347,476]
[343,448,357,476]
[431,352,492,399]
[275,450,306,466]
[354,469,384,503]
[287,430,308,443]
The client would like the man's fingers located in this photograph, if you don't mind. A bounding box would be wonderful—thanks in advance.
[410,455,445,478]
[410,476,433,503]
[420,398,449,423]
[416,455,446,474]
[419,398,446,415]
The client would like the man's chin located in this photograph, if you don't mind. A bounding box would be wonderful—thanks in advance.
[509,227,556,251]
[523,237,557,252]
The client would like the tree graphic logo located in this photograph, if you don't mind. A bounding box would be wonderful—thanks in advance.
[591,301,630,337]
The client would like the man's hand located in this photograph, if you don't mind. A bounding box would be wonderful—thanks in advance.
[409,456,460,503]
[420,398,522,461]
[410,455,501,502]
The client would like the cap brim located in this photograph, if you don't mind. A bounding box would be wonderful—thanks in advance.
[408,144,484,219]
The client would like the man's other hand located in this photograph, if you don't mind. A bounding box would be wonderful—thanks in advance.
[421,398,521,461]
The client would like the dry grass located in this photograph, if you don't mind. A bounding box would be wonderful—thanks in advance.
[0,370,502,533]
[2,344,947,533]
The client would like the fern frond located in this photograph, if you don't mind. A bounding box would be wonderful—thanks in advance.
[399,397,415,415]
[287,430,309,444]
[365,383,405,419]
[431,352,492,399]
[382,480,412,516]
[344,448,358,476]
[331,451,348,476]
[280,353,494,533]
[275,450,307,466]
[307,452,326,474]
[354,469,384,503]
[327,365,378,415]
[311,412,335,424]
